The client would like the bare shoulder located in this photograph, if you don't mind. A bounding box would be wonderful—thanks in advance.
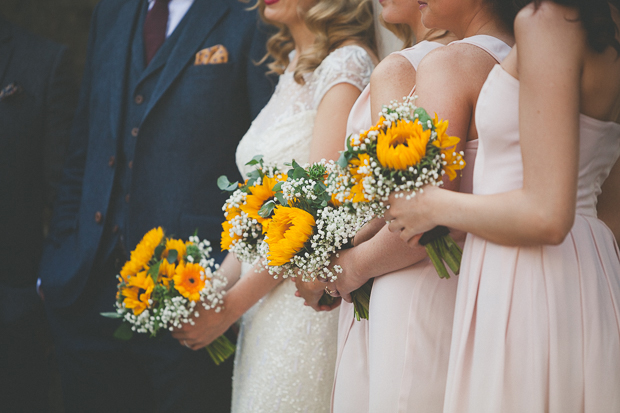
[515,2,585,45]
[416,43,495,90]
[370,54,414,88]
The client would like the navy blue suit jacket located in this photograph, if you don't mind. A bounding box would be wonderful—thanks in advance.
[40,0,275,308]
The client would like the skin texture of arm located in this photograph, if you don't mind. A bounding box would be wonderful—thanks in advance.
[173,63,364,349]
[301,54,430,307]
[386,3,586,247]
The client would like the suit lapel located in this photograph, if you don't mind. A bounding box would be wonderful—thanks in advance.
[108,0,144,142]
[0,21,14,86]
[141,0,229,123]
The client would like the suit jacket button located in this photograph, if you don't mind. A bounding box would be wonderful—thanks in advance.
[108,156,115,167]
[134,95,144,104]
[94,211,103,224]
[125,194,130,203]
[131,127,139,137]
[128,161,133,169]
[112,225,120,234]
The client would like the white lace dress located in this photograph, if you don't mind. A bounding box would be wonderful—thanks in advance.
[231,45,374,413]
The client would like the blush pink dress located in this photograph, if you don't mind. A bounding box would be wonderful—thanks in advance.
[331,36,511,413]
[443,65,620,412]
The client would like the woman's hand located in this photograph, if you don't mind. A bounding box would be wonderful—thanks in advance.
[384,186,440,245]
[171,304,237,351]
[293,277,341,312]
[331,248,372,303]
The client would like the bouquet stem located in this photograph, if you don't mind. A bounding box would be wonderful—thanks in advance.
[350,278,374,321]
[205,335,236,366]
[319,292,336,306]
[420,226,462,279]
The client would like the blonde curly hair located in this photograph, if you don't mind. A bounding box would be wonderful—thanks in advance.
[252,0,377,85]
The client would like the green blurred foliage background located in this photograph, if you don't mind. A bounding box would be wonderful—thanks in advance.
[0,0,99,86]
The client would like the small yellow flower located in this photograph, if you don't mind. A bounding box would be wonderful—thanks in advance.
[442,148,466,181]
[431,114,460,149]
[241,175,286,231]
[162,238,188,262]
[356,116,386,144]
[265,206,315,266]
[430,114,465,180]
[349,154,373,203]
[122,271,155,315]
[173,262,206,302]
[376,120,430,170]
[119,227,164,281]
[158,259,176,288]
[221,219,241,251]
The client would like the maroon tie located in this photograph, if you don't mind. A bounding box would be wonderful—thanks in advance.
[143,0,170,65]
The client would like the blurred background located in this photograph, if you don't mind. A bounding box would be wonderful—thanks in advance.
[1,0,98,85]
[1,3,96,412]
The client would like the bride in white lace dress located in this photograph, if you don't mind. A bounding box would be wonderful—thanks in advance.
[171,0,377,411]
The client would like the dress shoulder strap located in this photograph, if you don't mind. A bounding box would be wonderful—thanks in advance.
[393,40,444,71]
[448,35,512,63]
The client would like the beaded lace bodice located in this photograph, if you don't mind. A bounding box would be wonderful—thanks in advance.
[236,45,374,176]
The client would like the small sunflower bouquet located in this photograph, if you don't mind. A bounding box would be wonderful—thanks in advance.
[261,159,368,283]
[331,97,466,280]
[101,227,234,365]
[218,156,287,263]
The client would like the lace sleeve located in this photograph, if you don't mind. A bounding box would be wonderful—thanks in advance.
[311,45,375,109]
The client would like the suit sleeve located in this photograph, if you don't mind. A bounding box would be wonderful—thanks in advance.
[47,5,99,243]
[245,16,277,120]
[43,45,78,210]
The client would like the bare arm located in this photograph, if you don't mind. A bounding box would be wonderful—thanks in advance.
[386,4,584,247]
[171,263,280,350]
[598,157,620,243]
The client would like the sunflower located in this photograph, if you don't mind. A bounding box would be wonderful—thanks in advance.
[376,120,431,170]
[431,115,460,149]
[357,116,386,144]
[429,115,465,180]
[158,259,176,288]
[162,238,188,263]
[441,148,466,181]
[173,262,206,302]
[221,219,241,251]
[122,270,155,315]
[241,175,286,231]
[119,227,164,280]
[265,206,315,266]
[349,154,373,203]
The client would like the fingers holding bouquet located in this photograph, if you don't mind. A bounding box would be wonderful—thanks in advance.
[384,186,439,246]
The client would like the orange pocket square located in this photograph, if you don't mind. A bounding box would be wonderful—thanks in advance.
[194,45,229,65]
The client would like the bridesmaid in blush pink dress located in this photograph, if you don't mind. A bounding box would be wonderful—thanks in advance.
[308,0,523,411]
[385,1,620,412]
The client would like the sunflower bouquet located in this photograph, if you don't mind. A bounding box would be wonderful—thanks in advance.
[330,97,466,280]
[218,156,287,263]
[261,159,370,286]
[101,227,234,365]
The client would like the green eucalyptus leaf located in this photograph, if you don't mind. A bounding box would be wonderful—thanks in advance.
[275,192,287,206]
[414,107,432,130]
[245,154,264,166]
[154,244,165,260]
[337,152,350,168]
[217,175,239,192]
[258,200,276,218]
[166,250,178,264]
[101,312,123,319]
[113,322,133,341]
[147,261,161,282]
[272,181,284,192]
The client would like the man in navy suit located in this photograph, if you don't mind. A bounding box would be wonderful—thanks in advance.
[0,16,76,411]
[39,0,274,411]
